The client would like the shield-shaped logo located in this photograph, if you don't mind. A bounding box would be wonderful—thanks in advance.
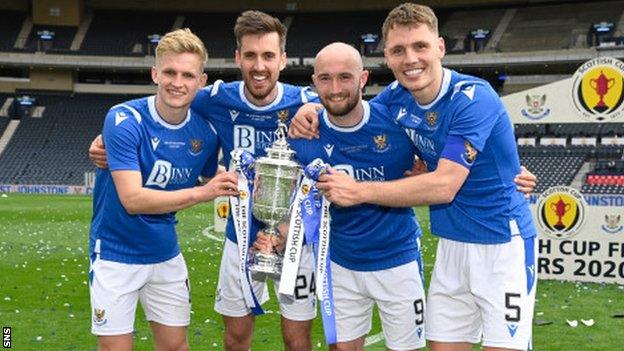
[462,141,478,165]
[190,139,203,154]
[602,214,623,234]
[373,134,388,151]
[426,111,437,126]
[277,109,290,123]
[93,308,107,326]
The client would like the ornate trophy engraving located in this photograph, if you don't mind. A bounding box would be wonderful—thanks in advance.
[249,122,301,278]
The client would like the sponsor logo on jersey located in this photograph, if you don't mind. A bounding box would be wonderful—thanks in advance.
[333,164,385,181]
[93,308,107,326]
[146,160,194,188]
[190,139,203,155]
[426,111,437,126]
[373,134,389,152]
[114,111,129,126]
[229,109,240,122]
[164,141,185,149]
[536,186,587,239]
[602,214,623,234]
[151,137,160,151]
[277,109,289,123]
[234,125,277,153]
[323,144,334,158]
[521,94,551,120]
[571,57,624,122]
[461,141,478,165]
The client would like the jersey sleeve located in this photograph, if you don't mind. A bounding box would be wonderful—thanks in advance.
[200,122,221,178]
[102,106,142,172]
[300,86,320,104]
[440,83,501,168]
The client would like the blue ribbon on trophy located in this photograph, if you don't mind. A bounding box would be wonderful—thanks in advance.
[229,149,264,316]
[296,159,337,344]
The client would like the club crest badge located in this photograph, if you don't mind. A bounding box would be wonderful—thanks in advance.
[426,111,437,126]
[521,94,551,120]
[373,134,389,152]
[602,214,623,234]
[461,141,478,165]
[277,109,290,123]
[190,139,203,155]
[93,308,107,326]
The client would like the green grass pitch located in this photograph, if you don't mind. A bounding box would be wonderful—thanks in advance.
[0,194,622,350]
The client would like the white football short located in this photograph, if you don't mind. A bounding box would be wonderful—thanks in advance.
[426,235,538,350]
[214,238,317,321]
[332,259,426,350]
[89,253,191,335]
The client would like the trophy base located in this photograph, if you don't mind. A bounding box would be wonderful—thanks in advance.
[249,252,283,280]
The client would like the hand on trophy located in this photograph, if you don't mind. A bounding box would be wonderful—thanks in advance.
[253,223,288,255]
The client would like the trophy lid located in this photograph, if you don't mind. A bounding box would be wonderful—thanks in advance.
[263,122,297,163]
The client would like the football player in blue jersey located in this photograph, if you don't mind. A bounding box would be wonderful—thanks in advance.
[290,3,538,351]
[89,29,239,351]
[286,42,427,351]
[89,11,319,351]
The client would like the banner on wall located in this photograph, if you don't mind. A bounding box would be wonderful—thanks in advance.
[529,186,624,285]
[503,57,624,124]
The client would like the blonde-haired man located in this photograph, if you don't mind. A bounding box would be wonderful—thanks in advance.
[88,28,238,351]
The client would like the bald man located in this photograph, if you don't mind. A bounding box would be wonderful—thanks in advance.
[287,42,427,351]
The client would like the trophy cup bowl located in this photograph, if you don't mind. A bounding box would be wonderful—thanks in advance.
[249,123,301,279]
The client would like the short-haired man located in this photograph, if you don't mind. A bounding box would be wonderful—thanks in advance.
[89,28,238,351]
[290,3,538,351]
[89,12,319,351]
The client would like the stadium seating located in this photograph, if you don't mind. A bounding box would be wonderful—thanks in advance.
[0,92,136,185]
[0,11,27,52]
[182,13,238,59]
[23,25,77,53]
[80,10,176,56]
[497,1,622,52]
[518,146,586,193]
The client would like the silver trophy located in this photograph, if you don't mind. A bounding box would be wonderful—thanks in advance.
[249,122,301,278]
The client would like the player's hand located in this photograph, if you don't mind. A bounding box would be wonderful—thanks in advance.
[316,167,363,207]
[288,103,322,139]
[515,166,537,198]
[196,171,239,202]
[253,231,286,254]
[404,158,428,177]
[89,134,108,169]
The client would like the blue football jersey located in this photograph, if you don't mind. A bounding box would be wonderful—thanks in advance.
[90,96,220,264]
[191,80,319,244]
[373,69,535,244]
[290,101,422,271]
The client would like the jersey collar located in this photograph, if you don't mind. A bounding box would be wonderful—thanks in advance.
[415,68,452,110]
[147,96,191,130]
[322,100,370,133]
[238,81,284,111]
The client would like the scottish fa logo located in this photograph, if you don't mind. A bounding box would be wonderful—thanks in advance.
[216,200,229,219]
[373,134,389,152]
[239,190,248,200]
[602,214,623,234]
[93,308,107,326]
[571,57,624,121]
[521,94,551,120]
[277,109,289,123]
[536,186,587,239]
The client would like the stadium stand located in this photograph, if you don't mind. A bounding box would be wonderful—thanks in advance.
[583,160,624,194]
[182,13,238,59]
[286,11,387,57]
[0,92,136,185]
[80,10,176,56]
[497,1,623,52]
[439,7,504,53]
[23,25,77,53]
[0,11,27,51]
[518,146,587,193]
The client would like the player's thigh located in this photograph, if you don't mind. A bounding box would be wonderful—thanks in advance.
[275,245,317,321]
[331,262,374,343]
[90,256,147,336]
[372,260,426,350]
[473,235,537,350]
[140,254,191,327]
[215,239,269,317]
[426,239,481,344]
